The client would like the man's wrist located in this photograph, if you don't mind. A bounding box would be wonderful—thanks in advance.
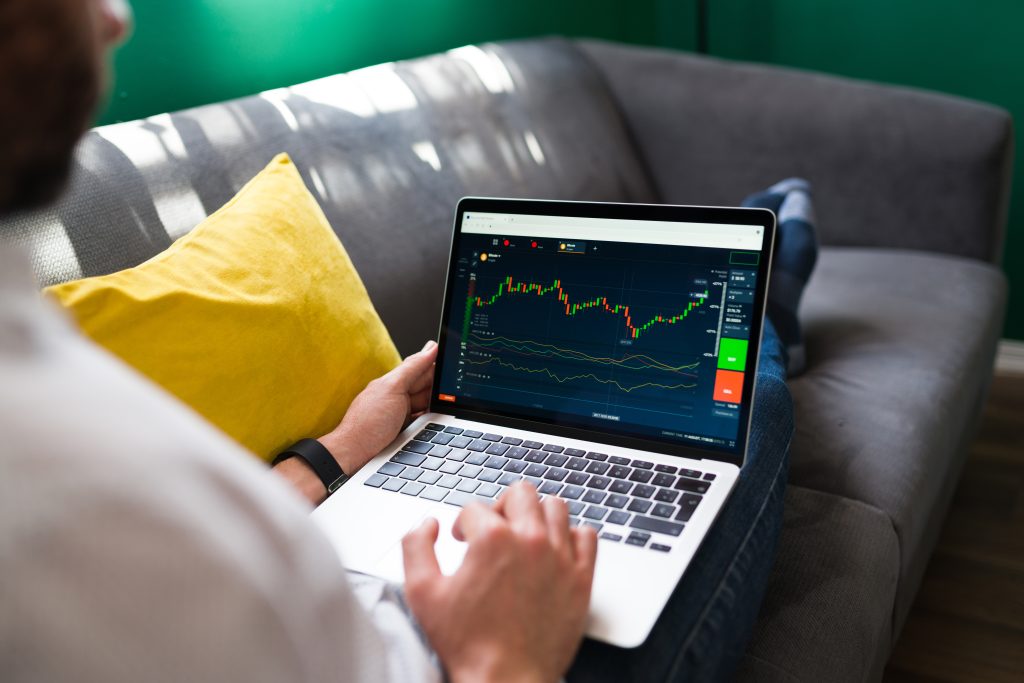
[317,428,367,476]
[273,456,327,504]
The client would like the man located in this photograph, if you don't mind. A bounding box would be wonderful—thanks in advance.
[1,2,809,681]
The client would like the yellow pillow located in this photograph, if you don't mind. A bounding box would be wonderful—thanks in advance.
[46,153,401,461]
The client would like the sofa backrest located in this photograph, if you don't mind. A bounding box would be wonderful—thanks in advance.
[0,38,656,356]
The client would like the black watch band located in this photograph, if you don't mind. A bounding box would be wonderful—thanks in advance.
[272,438,349,494]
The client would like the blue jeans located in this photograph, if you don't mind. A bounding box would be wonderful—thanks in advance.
[568,319,793,682]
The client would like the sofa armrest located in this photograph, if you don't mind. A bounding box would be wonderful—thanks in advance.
[576,40,1014,264]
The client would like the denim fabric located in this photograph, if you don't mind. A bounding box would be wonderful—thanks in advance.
[569,319,793,682]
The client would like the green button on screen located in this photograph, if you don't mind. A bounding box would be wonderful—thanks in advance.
[717,338,748,371]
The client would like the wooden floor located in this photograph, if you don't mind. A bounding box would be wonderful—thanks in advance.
[883,373,1024,682]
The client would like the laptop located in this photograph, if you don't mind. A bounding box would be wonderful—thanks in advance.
[312,197,775,647]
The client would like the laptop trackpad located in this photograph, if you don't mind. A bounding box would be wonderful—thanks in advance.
[373,510,468,581]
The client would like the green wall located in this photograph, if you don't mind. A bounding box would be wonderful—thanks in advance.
[100,0,1020,337]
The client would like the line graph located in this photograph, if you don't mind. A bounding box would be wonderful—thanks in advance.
[464,357,699,393]
[471,275,708,340]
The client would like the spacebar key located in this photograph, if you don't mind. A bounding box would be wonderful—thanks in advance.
[444,490,496,508]
[629,515,685,537]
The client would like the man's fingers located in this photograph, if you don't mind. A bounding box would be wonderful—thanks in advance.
[409,362,435,394]
[389,340,438,392]
[410,387,431,413]
[541,495,572,551]
[500,482,546,535]
[402,518,443,594]
[452,501,505,543]
[572,525,599,581]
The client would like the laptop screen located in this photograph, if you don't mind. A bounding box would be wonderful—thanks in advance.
[432,199,774,466]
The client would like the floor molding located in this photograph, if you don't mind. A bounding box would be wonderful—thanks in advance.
[996,338,1024,375]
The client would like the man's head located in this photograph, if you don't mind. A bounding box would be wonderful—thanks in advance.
[0,0,130,214]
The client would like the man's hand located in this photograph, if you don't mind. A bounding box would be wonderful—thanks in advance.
[402,483,598,683]
[274,340,437,504]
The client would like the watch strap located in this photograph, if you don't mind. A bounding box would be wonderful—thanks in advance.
[273,438,348,494]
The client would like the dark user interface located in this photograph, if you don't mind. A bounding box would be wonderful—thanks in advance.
[436,229,761,453]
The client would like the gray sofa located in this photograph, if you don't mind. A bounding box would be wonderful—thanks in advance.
[1,39,1010,681]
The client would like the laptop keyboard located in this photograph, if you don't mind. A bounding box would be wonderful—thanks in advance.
[362,423,715,552]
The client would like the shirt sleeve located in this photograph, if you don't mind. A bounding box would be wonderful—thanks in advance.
[0,277,442,683]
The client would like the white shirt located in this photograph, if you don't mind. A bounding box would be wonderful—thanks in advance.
[0,248,441,682]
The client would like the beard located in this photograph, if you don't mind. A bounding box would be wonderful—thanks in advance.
[0,0,102,214]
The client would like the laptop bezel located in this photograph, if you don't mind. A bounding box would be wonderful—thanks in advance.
[429,197,776,468]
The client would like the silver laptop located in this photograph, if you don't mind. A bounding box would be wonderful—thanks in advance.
[312,197,775,647]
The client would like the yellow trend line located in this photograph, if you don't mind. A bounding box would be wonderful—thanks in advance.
[469,333,699,373]
[465,358,698,393]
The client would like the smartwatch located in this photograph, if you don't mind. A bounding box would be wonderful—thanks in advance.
[272,438,349,494]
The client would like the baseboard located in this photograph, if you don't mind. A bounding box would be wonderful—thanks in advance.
[995,338,1024,375]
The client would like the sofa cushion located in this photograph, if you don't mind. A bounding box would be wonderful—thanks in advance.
[736,485,900,683]
[0,39,656,357]
[788,247,1006,626]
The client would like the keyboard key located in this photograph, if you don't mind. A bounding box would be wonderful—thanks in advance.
[567,501,585,516]
[506,446,529,459]
[538,481,562,495]
[421,457,444,471]
[585,461,610,475]
[400,481,425,496]
[378,462,404,476]
[482,433,502,442]
[499,472,523,487]
[650,543,672,553]
[399,467,423,481]
[544,467,569,481]
[559,485,584,500]
[680,468,703,479]
[625,532,650,547]
[485,455,509,469]
[609,480,633,495]
[582,490,606,505]
[485,443,510,456]
[582,521,603,532]
[605,493,629,509]
[704,473,717,481]
[440,460,462,474]
[566,471,589,486]
[544,453,569,467]
[674,477,710,494]
[415,429,438,442]
[652,473,675,488]
[525,450,547,463]
[609,455,630,465]
[501,436,523,446]
[542,444,565,453]
[445,490,493,507]
[585,451,607,461]
[449,436,473,449]
[392,451,426,467]
[446,449,468,462]
[628,469,653,484]
[465,452,488,466]
[600,532,623,542]
[631,460,654,470]
[632,484,656,499]
[456,479,480,493]
[627,499,652,514]
[419,486,448,502]
[477,483,501,497]
[477,469,501,483]
[524,476,543,488]
[462,429,483,439]
[364,473,387,488]
[431,432,455,446]
[438,474,461,489]
[630,515,684,537]
[426,423,445,431]
[524,463,548,477]
[675,494,702,522]
[382,477,405,492]
[443,426,464,434]
[583,506,608,520]
[428,445,452,458]
[521,440,543,449]
[564,448,587,457]
[565,457,588,471]
[460,464,483,478]
[652,503,675,518]
[467,439,490,452]
[403,441,433,455]
[654,464,678,474]
[654,488,679,503]
[504,460,528,474]
[609,465,631,479]
[419,471,442,485]
[607,510,631,525]
[586,476,611,490]
[568,517,581,527]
